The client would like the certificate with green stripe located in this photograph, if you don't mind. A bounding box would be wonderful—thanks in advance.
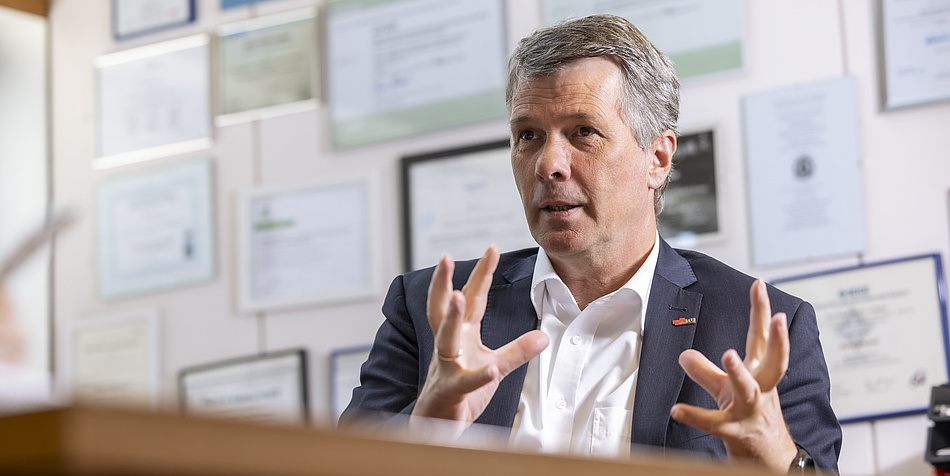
[543,0,745,81]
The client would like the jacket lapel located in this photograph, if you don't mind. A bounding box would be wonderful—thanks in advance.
[630,240,702,447]
[475,250,538,428]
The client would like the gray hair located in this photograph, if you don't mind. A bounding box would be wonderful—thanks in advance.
[506,14,680,215]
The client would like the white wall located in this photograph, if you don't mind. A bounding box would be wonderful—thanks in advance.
[46,1,950,475]
[0,6,49,374]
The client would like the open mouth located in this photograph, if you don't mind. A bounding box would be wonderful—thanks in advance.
[544,204,580,212]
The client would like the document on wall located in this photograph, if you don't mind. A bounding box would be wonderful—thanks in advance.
[880,0,950,109]
[113,0,195,40]
[326,0,506,148]
[95,35,211,169]
[97,160,214,299]
[63,309,159,409]
[774,255,949,422]
[238,175,376,311]
[743,77,866,267]
[543,0,744,80]
[179,349,308,425]
[216,10,318,126]
[403,141,535,271]
[658,129,722,248]
[329,346,371,423]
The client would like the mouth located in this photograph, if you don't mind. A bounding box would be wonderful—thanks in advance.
[544,204,581,212]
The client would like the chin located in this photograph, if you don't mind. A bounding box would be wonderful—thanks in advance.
[534,232,588,257]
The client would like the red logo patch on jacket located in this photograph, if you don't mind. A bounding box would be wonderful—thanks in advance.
[672,317,697,326]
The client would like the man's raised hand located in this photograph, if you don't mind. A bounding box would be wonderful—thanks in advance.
[670,279,797,472]
[410,246,548,435]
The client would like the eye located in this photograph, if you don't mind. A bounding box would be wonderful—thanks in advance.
[578,126,593,137]
[519,129,536,141]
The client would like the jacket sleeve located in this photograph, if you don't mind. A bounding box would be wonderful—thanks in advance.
[338,273,429,427]
[779,300,843,472]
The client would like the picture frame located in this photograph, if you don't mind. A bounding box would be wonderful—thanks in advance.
[215,9,319,126]
[94,35,212,169]
[773,254,950,422]
[326,0,507,148]
[876,0,950,110]
[236,173,378,312]
[113,0,196,41]
[96,159,215,300]
[401,139,535,272]
[328,344,372,423]
[658,129,724,248]
[178,348,309,426]
[61,309,160,409]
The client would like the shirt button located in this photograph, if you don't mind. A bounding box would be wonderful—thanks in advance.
[570,336,582,345]
[555,399,567,410]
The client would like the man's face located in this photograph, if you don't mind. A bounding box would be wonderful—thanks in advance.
[509,57,672,264]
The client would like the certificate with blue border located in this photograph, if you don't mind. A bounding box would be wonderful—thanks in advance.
[773,254,950,422]
[113,0,195,40]
[329,345,371,424]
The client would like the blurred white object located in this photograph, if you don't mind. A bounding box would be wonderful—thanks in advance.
[0,360,57,416]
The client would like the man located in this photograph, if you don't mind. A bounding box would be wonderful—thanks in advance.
[341,15,841,472]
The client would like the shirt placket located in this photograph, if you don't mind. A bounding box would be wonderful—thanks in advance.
[541,282,595,452]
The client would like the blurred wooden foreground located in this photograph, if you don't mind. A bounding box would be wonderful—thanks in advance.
[0,406,774,476]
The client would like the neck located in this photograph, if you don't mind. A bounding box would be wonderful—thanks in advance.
[549,233,656,310]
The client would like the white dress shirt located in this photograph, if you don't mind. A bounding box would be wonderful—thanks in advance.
[509,235,659,458]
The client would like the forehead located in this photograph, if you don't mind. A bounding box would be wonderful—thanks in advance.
[509,57,625,121]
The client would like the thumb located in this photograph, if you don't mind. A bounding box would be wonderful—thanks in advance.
[496,330,548,377]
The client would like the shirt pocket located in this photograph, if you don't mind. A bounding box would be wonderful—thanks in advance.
[590,406,633,458]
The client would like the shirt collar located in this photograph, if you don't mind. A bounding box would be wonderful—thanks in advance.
[529,231,661,326]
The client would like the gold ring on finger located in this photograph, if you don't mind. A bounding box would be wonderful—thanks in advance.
[437,348,462,362]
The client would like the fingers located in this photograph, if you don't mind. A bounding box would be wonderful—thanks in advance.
[670,402,727,436]
[755,313,789,391]
[745,279,772,367]
[678,349,727,398]
[461,245,499,323]
[495,330,549,377]
[674,350,761,435]
[426,254,455,332]
[722,349,760,411]
[434,291,465,365]
[448,363,498,395]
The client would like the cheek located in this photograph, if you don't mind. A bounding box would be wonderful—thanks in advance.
[511,156,532,186]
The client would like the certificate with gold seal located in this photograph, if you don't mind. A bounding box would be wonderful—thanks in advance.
[774,254,949,422]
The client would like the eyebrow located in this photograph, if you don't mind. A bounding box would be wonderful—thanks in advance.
[509,111,604,127]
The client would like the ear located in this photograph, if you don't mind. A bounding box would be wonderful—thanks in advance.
[647,130,676,190]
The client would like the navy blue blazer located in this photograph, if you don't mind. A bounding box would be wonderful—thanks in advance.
[341,240,842,471]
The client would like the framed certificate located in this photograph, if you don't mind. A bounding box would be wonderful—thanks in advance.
[543,0,745,81]
[237,174,378,311]
[178,348,309,426]
[95,35,212,169]
[743,77,866,267]
[216,9,319,126]
[658,129,722,247]
[773,254,950,422]
[96,159,215,299]
[221,0,277,9]
[329,345,371,423]
[877,0,950,110]
[401,140,535,271]
[62,309,160,409]
[326,0,507,148]
[112,0,195,40]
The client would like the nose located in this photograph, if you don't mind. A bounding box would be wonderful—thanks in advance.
[535,137,570,182]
